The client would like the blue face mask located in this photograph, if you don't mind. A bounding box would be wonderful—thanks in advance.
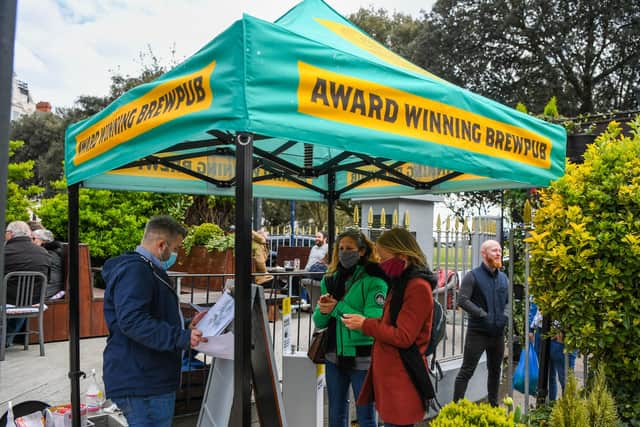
[162,252,178,270]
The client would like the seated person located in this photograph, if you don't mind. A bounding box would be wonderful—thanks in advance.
[32,229,66,300]
[305,231,328,269]
[3,221,50,346]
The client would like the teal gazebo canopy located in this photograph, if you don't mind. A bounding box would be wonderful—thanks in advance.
[65,0,566,199]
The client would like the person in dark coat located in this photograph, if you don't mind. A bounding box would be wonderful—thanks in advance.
[343,228,435,427]
[32,229,65,299]
[102,215,207,427]
[453,239,509,407]
[3,221,51,345]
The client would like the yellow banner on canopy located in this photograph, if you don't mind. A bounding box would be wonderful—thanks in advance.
[74,60,217,165]
[297,62,552,170]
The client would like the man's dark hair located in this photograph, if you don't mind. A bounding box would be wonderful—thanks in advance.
[143,216,186,243]
[318,230,327,239]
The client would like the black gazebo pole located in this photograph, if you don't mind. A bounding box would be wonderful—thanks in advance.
[0,0,16,274]
[232,132,253,426]
[68,183,83,427]
[0,0,17,283]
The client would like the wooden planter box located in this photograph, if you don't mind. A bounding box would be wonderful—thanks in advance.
[173,247,234,291]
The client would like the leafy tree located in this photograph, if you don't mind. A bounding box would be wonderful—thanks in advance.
[527,116,640,423]
[36,182,182,261]
[349,7,423,59]
[262,199,354,233]
[415,0,640,115]
[5,141,42,223]
[10,112,65,194]
[183,195,235,230]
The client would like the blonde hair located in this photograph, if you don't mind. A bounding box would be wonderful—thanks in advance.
[375,227,427,270]
[326,229,377,275]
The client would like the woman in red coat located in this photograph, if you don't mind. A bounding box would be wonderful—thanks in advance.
[342,228,435,427]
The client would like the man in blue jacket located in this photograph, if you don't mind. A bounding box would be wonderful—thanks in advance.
[453,239,509,407]
[102,216,206,427]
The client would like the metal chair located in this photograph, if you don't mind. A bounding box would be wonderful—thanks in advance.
[0,271,48,361]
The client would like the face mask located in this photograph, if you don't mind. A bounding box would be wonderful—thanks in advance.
[380,257,405,278]
[338,250,360,269]
[163,252,178,270]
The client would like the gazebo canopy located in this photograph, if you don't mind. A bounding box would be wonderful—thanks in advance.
[64,0,566,199]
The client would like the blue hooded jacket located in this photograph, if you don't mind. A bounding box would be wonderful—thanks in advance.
[102,251,191,398]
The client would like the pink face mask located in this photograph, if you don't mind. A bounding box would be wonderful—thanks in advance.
[380,257,405,278]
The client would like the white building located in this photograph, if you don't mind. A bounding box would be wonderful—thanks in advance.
[11,73,36,121]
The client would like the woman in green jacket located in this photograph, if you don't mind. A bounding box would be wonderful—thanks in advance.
[313,229,388,427]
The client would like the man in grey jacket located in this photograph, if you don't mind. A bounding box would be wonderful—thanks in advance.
[453,239,509,407]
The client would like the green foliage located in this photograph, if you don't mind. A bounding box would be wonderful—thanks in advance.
[416,0,640,114]
[549,373,588,427]
[6,140,42,222]
[36,183,182,259]
[525,403,553,427]
[586,365,620,427]
[182,223,234,255]
[527,115,640,424]
[349,7,422,60]
[516,102,529,114]
[10,112,66,194]
[543,97,559,119]
[430,399,523,427]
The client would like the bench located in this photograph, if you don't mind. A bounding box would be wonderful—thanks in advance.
[28,244,109,343]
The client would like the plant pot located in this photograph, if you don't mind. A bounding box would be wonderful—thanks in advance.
[173,246,233,290]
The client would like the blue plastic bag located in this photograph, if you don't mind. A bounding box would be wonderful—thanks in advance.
[513,342,539,395]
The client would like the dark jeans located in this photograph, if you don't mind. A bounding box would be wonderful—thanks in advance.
[112,391,175,427]
[548,340,577,400]
[6,317,27,346]
[325,360,376,427]
[454,329,504,406]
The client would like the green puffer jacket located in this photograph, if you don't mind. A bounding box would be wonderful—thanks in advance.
[312,265,388,357]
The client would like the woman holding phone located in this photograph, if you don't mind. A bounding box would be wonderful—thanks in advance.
[312,229,388,427]
[342,228,436,427]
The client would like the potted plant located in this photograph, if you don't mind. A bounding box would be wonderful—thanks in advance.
[174,223,235,290]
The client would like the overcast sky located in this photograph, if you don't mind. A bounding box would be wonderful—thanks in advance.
[14,0,434,110]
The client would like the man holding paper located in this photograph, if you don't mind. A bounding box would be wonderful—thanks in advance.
[102,216,207,427]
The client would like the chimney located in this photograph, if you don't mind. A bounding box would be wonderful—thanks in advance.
[36,101,52,112]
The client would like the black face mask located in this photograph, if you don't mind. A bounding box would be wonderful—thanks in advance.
[338,250,360,269]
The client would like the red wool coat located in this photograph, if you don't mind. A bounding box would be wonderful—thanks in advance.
[357,276,434,425]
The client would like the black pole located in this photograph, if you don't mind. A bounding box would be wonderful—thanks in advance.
[232,133,253,426]
[327,171,336,258]
[536,316,552,405]
[68,183,84,427]
[0,0,17,281]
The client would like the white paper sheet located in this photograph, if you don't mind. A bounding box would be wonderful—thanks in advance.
[195,291,234,337]
[195,332,234,360]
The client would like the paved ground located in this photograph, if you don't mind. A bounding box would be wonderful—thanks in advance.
[1,304,577,426]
